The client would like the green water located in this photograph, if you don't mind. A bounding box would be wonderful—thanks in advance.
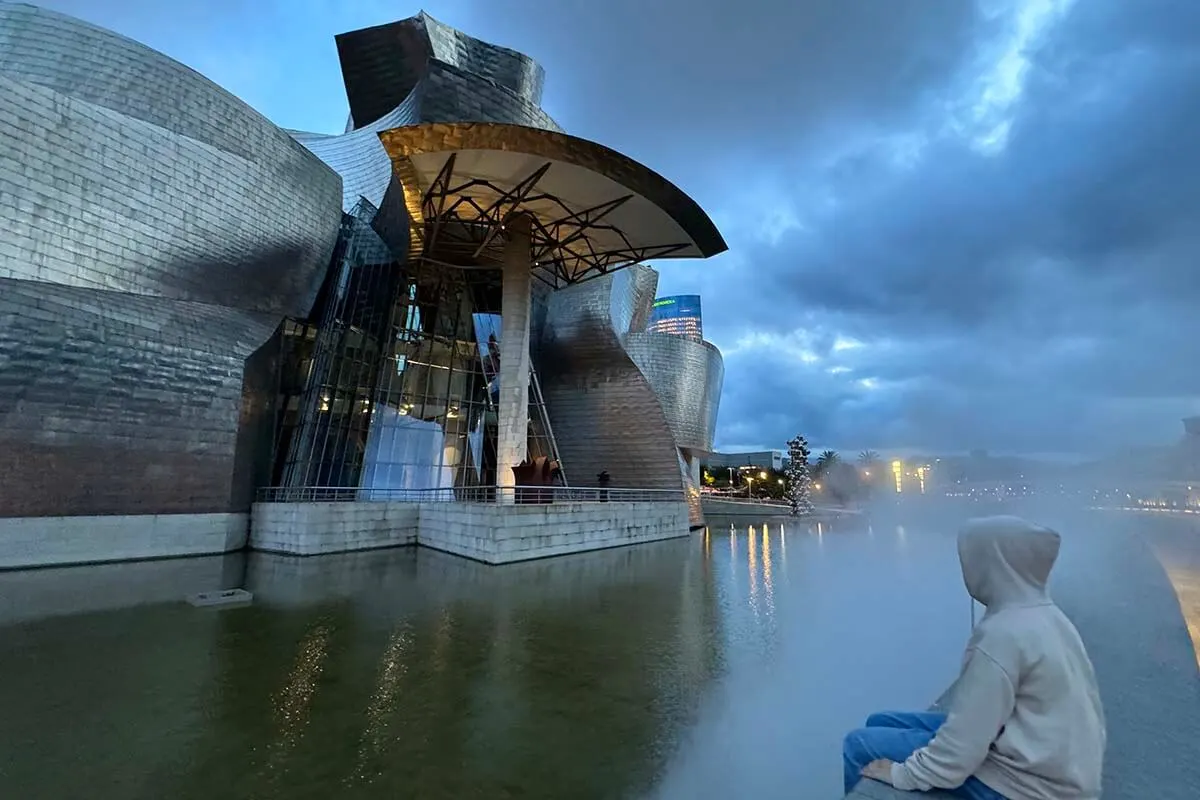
[3,509,1199,799]
[0,538,731,799]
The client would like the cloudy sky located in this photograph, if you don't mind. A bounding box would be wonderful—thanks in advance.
[45,0,1200,458]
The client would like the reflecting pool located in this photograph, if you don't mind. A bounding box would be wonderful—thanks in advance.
[1,508,1197,799]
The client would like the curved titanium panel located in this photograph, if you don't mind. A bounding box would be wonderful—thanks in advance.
[613,264,660,336]
[536,273,683,494]
[623,333,724,455]
[537,264,724,525]
[293,14,560,214]
[422,13,545,107]
[336,12,548,131]
[289,90,423,212]
[0,2,342,317]
[0,279,277,517]
[0,3,342,521]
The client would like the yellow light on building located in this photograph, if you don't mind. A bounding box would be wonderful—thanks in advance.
[891,460,903,493]
[917,466,927,495]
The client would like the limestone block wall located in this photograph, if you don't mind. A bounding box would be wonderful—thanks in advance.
[250,502,419,556]
[249,501,691,564]
[0,513,248,569]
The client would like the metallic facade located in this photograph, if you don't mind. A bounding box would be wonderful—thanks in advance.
[623,333,724,455]
[537,269,685,493]
[290,12,562,213]
[276,14,575,494]
[0,5,725,531]
[0,3,343,517]
[538,265,725,524]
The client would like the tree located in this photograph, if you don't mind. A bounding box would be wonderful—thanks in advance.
[814,450,840,479]
[786,435,815,515]
[857,450,882,493]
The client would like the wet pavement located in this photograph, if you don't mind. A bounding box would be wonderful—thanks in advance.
[0,505,1196,799]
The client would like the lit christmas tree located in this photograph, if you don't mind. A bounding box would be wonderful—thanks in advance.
[786,434,815,515]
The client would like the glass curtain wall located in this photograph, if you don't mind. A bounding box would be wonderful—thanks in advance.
[272,202,560,495]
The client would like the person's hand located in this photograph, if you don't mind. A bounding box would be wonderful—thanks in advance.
[861,758,896,785]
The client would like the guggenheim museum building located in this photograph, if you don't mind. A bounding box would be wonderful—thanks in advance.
[0,3,726,567]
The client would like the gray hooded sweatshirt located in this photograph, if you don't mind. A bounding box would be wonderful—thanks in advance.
[890,516,1106,799]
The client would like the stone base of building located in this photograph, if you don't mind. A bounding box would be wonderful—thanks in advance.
[249,501,690,564]
[0,513,249,569]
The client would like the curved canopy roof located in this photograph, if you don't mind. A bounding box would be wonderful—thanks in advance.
[378,122,727,286]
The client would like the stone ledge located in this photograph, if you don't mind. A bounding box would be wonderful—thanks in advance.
[249,500,689,564]
[0,512,249,569]
[845,779,955,799]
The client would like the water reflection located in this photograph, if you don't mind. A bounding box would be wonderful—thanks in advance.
[747,524,759,617]
[259,618,333,789]
[761,526,775,617]
[0,542,727,799]
[1140,517,1200,669]
[0,510,1195,798]
[349,624,411,786]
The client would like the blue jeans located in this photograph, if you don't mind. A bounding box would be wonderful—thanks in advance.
[842,711,1007,798]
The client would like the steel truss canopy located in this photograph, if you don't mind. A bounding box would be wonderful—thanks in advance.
[378,122,727,287]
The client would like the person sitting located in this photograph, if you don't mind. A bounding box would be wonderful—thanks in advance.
[842,516,1106,799]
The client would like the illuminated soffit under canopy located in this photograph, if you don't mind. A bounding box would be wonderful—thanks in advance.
[378,122,727,288]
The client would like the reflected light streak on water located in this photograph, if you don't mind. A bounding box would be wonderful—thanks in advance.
[348,624,412,786]
[761,526,775,617]
[747,525,760,618]
[259,618,333,787]
[779,523,790,589]
[1145,528,1200,669]
[1161,564,1200,669]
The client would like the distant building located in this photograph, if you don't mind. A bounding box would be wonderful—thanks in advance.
[647,295,703,341]
[703,450,784,472]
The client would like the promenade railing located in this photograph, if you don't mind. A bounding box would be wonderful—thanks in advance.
[256,485,685,505]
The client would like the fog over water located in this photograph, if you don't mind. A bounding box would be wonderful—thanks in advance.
[2,503,1197,799]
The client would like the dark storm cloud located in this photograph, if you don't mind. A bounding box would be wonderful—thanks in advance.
[479,0,985,182]
[691,0,1200,455]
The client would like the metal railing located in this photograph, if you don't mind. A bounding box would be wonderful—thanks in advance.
[256,485,685,504]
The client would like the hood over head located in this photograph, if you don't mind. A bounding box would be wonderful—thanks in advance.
[957,516,1060,607]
